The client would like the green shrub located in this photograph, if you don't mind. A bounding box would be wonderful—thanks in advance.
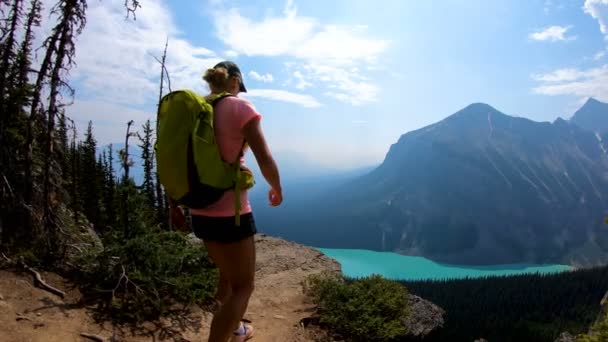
[305,273,410,341]
[577,312,608,342]
[78,231,218,322]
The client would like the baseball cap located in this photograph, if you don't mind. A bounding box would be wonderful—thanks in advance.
[214,61,247,93]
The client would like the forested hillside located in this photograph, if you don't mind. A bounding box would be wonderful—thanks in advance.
[0,0,222,324]
[400,265,608,341]
[0,0,169,254]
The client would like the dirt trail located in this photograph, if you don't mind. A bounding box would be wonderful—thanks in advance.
[0,234,340,342]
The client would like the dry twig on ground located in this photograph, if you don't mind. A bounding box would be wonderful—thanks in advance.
[21,262,65,298]
[80,332,107,342]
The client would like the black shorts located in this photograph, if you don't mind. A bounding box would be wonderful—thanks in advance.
[191,213,257,243]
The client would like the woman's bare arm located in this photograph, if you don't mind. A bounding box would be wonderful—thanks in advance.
[242,117,282,199]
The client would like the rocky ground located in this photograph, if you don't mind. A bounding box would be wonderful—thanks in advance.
[0,234,444,341]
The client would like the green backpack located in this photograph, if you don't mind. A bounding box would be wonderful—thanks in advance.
[155,89,255,225]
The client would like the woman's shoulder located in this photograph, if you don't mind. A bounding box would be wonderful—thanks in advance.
[224,94,255,107]
[222,95,259,114]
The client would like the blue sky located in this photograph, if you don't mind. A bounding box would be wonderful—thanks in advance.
[52,0,608,169]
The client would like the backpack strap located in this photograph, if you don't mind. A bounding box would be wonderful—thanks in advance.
[209,92,248,226]
[233,130,248,226]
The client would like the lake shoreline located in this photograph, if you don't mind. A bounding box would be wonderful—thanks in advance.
[316,247,574,281]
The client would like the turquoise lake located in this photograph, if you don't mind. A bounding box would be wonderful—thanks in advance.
[316,248,574,281]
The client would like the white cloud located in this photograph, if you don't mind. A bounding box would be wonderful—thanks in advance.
[280,59,381,105]
[530,1,608,102]
[304,64,380,105]
[532,65,608,102]
[214,4,389,62]
[293,71,312,89]
[212,0,389,106]
[294,25,387,63]
[584,0,608,37]
[68,99,152,144]
[38,0,226,143]
[71,0,222,106]
[225,50,239,57]
[529,25,576,41]
[249,71,274,83]
[532,68,606,82]
[245,89,321,108]
[32,0,346,145]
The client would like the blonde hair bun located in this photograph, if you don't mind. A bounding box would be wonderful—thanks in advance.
[203,67,229,89]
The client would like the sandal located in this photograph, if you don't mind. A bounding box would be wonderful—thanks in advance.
[231,321,254,341]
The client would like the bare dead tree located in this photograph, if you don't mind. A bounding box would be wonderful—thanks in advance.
[124,0,140,20]
[24,16,59,239]
[149,37,172,94]
[41,0,87,246]
[153,38,171,225]
[0,0,12,17]
[119,120,136,237]
[121,120,135,183]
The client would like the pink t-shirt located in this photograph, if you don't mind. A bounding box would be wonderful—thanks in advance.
[190,95,261,217]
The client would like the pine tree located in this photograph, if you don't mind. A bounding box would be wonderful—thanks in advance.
[0,0,158,254]
[0,0,24,246]
[69,123,80,218]
[24,0,59,241]
[104,144,117,228]
[8,0,40,111]
[0,0,40,247]
[138,119,155,209]
[0,0,22,113]
[42,0,87,240]
[80,121,99,229]
[96,154,107,230]
[99,148,116,230]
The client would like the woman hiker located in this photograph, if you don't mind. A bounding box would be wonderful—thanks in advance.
[180,61,283,342]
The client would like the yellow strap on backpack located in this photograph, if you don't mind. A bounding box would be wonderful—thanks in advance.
[234,164,242,226]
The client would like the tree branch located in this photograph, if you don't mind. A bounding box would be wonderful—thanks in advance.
[148,52,171,93]
[2,173,13,197]
[16,314,33,322]
[110,265,143,300]
[80,332,107,342]
[1,252,11,263]
[124,0,141,20]
[22,262,65,298]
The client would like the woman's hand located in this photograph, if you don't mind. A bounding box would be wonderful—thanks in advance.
[243,117,283,205]
[269,188,283,207]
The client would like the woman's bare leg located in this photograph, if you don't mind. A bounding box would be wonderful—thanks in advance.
[214,270,231,306]
[205,237,255,342]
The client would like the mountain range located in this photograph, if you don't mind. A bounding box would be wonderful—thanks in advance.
[253,98,608,267]
[102,98,608,266]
